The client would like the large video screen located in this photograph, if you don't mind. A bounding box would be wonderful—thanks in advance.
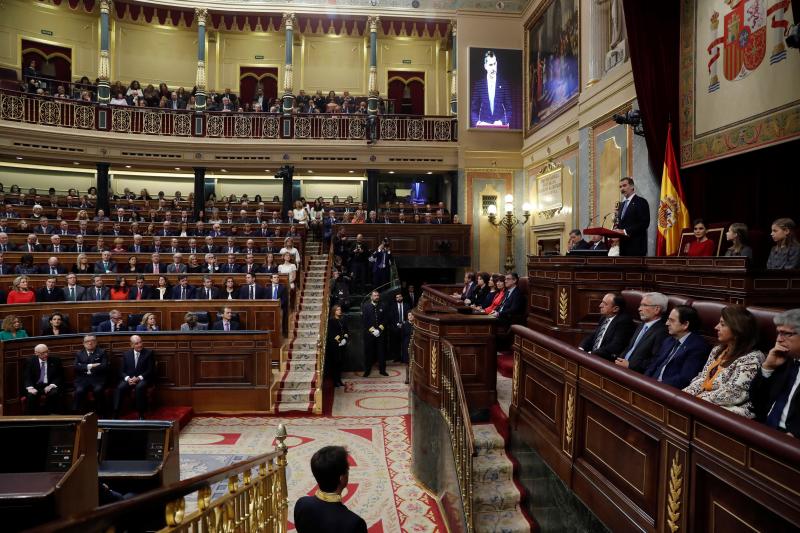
[468,47,523,131]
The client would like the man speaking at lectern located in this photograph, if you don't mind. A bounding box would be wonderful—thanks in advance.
[470,50,512,128]
[615,177,650,256]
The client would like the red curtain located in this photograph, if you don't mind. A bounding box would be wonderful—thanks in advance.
[387,71,424,115]
[21,39,72,82]
[239,67,278,108]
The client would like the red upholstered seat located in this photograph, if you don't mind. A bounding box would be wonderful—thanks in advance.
[690,300,727,345]
[747,306,781,351]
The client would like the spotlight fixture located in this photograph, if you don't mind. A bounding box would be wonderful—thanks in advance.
[221,169,228,172]
[613,109,644,137]
[15,156,23,160]
[388,171,395,174]
[125,165,132,168]
[307,170,313,173]
[73,161,80,165]
[174,167,181,171]
[426,171,433,175]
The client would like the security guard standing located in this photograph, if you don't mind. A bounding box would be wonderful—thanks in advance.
[361,290,387,377]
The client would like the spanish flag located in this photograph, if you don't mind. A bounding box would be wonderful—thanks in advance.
[656,124,690,256]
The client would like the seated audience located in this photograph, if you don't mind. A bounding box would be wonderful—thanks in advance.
[23,343,63,415]
[279,252,298,288]
[567,229,590,252]
[128,275,153,300]
[113,335,155,420]
[71,253,94,274]
[73,335,108,413]
[1,314,28,340]
[97,309,126,332]
[126,256,142,273]
[36,276,64,302]
[7,275,36,304]
[222,277,237,299]
[64,273,86,301]
[614,292,669,372]
[489,273,526,325]
[85,275,111,301]
[579,293,636,359]
[683,305,764,417]
[110,276,130,300]
[294,445,367,533]
[724,222,753,259]
[181,312,208,331]
[749,308,800,436]
[172,275,196,300]
[94,250,117,274]
[195,276,219,300]
[43,312,71,336]
[136,312,160,332]
[684,218,715,256]
[15,252,38,275]
[476,274,504,313]
[452,272,477,301]
[212,306,240,330]
[766,217,800,270]
[644,305,709,388]
[607,238,620,256]
[153,275,172,300]
[588,234,606,251]
[465,272,491,307]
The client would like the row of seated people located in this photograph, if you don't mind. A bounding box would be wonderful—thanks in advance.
[2,233,302,257]
[1,271,292,305]
[572,291,799,436]
[451,271,527,325]
[566,217,799,269]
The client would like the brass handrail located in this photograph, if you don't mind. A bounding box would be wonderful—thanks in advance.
[314,239,334,413]
[440,340,475,532]
[27,424,290,533]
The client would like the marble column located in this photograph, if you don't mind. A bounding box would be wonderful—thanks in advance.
[367,16,380,116]
[586,0,610,87]
[450,22,457,116]
[282,13,296,115]
[97,0,112,104]
[194,8,208,111]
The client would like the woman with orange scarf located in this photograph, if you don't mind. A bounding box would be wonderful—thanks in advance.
[682,306,764,418]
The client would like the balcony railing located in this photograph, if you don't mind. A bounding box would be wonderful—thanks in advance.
[0,89,457,142]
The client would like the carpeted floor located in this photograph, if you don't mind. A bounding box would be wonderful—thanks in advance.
[179,362,446,532]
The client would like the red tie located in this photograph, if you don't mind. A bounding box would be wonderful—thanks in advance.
[136,290,141,300]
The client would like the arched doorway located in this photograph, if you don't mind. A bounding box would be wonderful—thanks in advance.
[387,71,425,115]
[239,66,278,110]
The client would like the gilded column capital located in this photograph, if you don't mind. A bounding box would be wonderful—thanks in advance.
[98,49,110,81]
[368,16,380,33]
[283,13,296,31]
[195,8,208,26]
[450,20,457,37]
[99,0,112,15]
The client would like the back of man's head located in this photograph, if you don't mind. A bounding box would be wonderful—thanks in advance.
[310,445,349,492]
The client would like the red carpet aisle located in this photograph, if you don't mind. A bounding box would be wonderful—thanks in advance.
[179,363,446,531]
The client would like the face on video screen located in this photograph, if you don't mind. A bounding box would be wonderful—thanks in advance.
[468,47,523,131]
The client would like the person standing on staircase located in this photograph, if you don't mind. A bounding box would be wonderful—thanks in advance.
[327,304,348,387]
[362,290,387,377]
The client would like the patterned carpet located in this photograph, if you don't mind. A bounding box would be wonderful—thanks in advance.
[179,363,446,532]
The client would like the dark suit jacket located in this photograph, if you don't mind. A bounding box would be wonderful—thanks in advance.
[63,284,85,301]
[195,286,220,300]
[83,286,111,301]
[36,287,64,302]
[389,301,411,330]
[128,244,151,253]
[494,286,526,324]
[238,283,266,299]
[470,76,512,126]
[23,356,64,390]
[265,283,287,309]
[171,285,196,300]
[750,361,800,435]
[74,347,109,384]
[362,301,386,332]
[96,320,125,332]
[94,260,117,274]
[459,282,477,302]
[293,496,367,533]
[616,194,650,256]
[143,263,165,274]
[211,320,240,331]
[579,313,636,359]
[38,265,67,275]
[643,332,709,389]
[22,243,42,253]
[220,263,241,274]
[127,285,154,300]
[119,348,155,382]
[617,318,669,373]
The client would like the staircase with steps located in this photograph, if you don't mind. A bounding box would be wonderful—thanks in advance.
[472,424,533,533]
[274,237,329,414]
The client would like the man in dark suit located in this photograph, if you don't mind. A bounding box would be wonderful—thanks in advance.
[491,273,526,326]
[0,253,10,275]
[143,252,165,274]
[34,217,54,235]
[615,177,650,256]
[23,344,64,414]
[238,273,266,299]
[63,273,86,301]
[171,275,196,300]
[579,293,636,360]
[84,276,111,301]
[0,232,15,252]
[211,306,240,331]
[220,255,241,274]
[94,250,117,274]
[388,292,410,362]
[323,210,336,244]
[588,234,607,251]
[362,290,387,377]
[750,309,800,436]
[36,276,64,302]
[567,229,591,253]
[73,334,109,413]
[195,276,220,300]
[644,305,709,388]
[452,272,477,302]
[614,292,669,373]
[128,275,154,301]
[294,446,367,533]
[40,256,67,276]
[23,234,42,252]
[470,50,512,127]
[97,309,126,332]
[266,273,287,311]
[371,240,392,289]
[128,235,149,253]
[47,234,65,253]
[113,335,155,419]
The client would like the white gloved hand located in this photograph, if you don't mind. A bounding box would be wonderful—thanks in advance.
[372,329,381,337]
[339,339,347,346]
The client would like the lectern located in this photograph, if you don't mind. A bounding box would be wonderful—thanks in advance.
[0,414,98,532]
